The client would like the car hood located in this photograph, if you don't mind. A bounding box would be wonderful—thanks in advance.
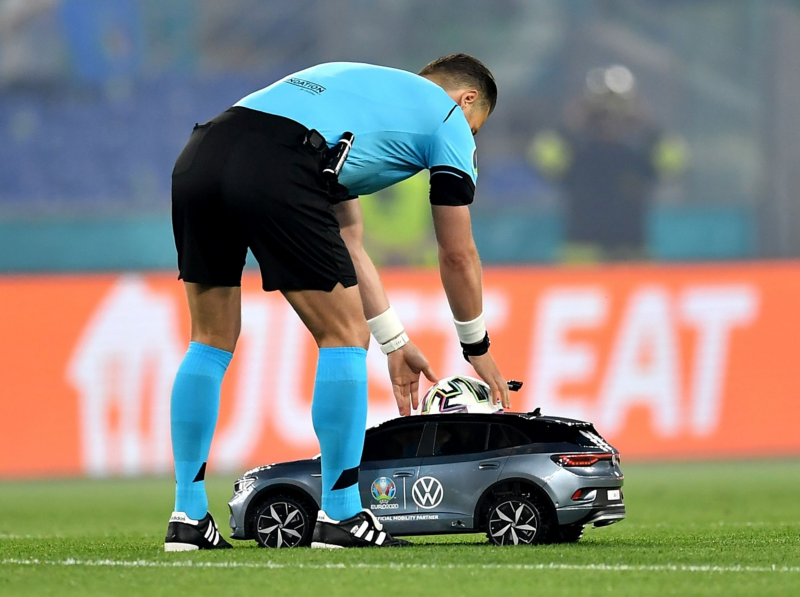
[242,457,320,480]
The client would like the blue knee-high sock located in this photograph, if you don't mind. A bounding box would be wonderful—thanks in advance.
[311,347,368,521]
[171,341,232,520]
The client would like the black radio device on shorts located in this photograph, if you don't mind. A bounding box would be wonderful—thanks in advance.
[323,132,354,181]
[304,129,355,182]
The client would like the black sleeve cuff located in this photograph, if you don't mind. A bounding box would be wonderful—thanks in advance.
[429,166,475,206]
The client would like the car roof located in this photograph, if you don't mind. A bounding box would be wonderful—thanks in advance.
[368,412,595,432]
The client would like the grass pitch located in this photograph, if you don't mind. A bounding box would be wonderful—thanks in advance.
[1,461,799,596]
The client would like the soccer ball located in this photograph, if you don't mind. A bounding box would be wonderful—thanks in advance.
[418,375,502,415]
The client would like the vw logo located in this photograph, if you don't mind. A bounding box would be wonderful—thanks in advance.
[412,476,444,509]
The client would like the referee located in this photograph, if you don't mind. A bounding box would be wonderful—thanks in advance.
[164,54,508,550]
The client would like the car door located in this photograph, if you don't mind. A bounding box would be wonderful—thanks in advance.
[358,421,426,524]
[416,420,505,531]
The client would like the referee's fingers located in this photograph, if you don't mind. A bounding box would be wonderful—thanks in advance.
[492,386,500,405]
[491,380,504,406]
[410,378,420,412]
[421,363,438,384]
[393,384,410,416]
[500,381,510,409]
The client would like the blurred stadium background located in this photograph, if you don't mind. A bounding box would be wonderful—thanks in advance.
[1,0,800,481]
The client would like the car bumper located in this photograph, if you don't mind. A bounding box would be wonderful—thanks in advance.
[228,488,256,539]
[229,513,247,539]
[556,502,626,527]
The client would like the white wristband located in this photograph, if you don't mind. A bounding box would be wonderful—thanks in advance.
[367,306,405,345]
[454,312,487,344]
[380,332,409,355]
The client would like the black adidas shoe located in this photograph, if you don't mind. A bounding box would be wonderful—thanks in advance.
[164,511,232,552]
[311,509,411,548]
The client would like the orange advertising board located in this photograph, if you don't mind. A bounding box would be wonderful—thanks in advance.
[1,263,799,478]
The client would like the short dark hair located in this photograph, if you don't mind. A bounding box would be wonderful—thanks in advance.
[419,53,498,114]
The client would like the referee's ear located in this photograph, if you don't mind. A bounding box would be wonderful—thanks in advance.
[455,89,480,110]
[454,92,491,136]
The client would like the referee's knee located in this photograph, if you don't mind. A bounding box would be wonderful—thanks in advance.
[317,319,370,350]
[352,321,371,350]
[190,330,239,354]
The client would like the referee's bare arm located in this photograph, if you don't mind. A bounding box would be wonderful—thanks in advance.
[432,204,510,408]
[335,199,437,415]
[334,199,390,320]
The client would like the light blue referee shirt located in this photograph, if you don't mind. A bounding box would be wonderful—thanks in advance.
[235,62,478,200]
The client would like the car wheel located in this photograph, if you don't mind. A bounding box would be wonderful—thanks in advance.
[549,524,585,544]
[252,495,313,548]
[486,495,546,546]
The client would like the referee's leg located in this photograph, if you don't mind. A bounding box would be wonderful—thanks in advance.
[170,283,240,521]
[283,283,371,522]
[184,283,241,353]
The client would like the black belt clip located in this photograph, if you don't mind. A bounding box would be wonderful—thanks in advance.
[322,132,354,181]
[304,129,327,153]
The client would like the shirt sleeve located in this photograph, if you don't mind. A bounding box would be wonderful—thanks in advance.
[427,106,478,206]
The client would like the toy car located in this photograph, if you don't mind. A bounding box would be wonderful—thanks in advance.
[227,409,625,547]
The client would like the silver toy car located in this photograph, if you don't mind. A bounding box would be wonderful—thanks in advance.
[228,409,625,547]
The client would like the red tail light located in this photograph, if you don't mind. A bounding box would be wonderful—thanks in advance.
[553,453,614,467]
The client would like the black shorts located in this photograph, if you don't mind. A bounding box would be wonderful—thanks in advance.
[171,107,357,292]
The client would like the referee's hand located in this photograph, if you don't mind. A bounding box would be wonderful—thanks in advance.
[468,352,510,409]
[388,341,438,416]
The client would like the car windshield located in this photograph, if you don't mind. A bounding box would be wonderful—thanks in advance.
[524,422,608,448]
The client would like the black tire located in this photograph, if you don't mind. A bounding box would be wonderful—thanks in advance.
[485,494,550,546]
[251,494,315,548]
[548,524,585,544]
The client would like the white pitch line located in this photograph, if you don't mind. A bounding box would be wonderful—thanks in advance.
[1,559,798,574]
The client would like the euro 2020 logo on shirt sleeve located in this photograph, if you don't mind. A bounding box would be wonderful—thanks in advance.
[371,477,397,502]
[472,148,478,176]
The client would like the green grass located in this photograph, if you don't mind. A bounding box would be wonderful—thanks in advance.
[1,462,800,596]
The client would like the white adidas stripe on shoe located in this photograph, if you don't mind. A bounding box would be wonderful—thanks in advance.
[310,509,409,548]
[164,511,232,551]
